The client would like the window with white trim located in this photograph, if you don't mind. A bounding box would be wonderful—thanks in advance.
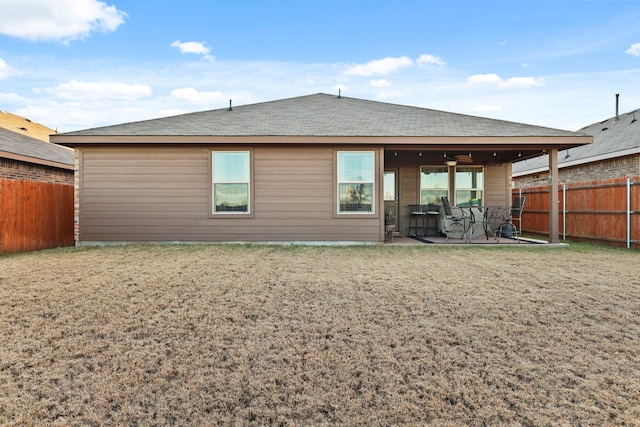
[337,151,375,213]
[212,151,250,214]
[455,166,484,206]
[420,166,449,206]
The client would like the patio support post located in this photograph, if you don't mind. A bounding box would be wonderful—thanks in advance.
[548,148,560,243]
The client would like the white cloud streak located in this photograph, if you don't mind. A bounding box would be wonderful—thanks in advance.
[370,79,390,88]
[0,59,21,79]
[170,88,225,104]
[171,41,215,62]
[467,73,503,85]
[44,80,152,100]
[416,54,446,67]
[626,42,640,56]
[0,0,126,42]
[344,56,413,76]
[467,73,544,89]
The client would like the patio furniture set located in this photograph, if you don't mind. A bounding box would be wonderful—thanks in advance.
[408,197,526,243]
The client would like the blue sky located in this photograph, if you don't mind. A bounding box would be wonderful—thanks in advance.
[1,0,640,133]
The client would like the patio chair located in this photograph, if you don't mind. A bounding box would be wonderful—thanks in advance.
[441,196,469,241]
[497,196,526,242]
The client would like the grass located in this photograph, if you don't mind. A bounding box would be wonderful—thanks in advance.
[1,243,639,426]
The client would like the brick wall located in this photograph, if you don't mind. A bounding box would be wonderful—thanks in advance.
[0,158,73,184]
[514,154,640,188]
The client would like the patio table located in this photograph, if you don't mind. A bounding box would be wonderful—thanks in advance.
[459,206,505,241]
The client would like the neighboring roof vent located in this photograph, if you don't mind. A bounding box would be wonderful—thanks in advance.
[337,89,342,99]
[631,112,637,124]
[615,93,619,121]
[227,99,233,111]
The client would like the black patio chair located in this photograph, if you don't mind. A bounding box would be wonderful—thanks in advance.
[441,196,469,241]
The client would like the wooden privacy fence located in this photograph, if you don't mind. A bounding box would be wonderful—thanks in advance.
[0,178,74,254]
[514,176,640,248]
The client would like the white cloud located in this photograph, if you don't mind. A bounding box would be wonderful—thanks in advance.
[416,54,446,67]
[44,80,152,100]
[344,56,413,76]
[370,79,390,88]
[500,76,544,89]
[0,91,29,104]
[0,58,21,79]
[626,42,640,57]
[0,0,126,42]
[467,73,503,85]
[467,73,544,89]
[171,40,215,61]
[170,88,225,104]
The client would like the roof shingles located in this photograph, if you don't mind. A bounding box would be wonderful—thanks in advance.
[60,93,581,138]
[0,127,74,166]
[513,108,640,174]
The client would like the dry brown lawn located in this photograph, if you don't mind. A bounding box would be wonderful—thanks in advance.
[0,243,639,426]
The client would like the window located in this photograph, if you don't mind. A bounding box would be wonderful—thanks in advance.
[455,166,483,206]
[420,166,449,206]
[337,151,375,213]
[384,171,396,201]
[212,151,250,214]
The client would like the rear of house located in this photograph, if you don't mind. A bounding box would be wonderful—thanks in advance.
[53,93,591,245]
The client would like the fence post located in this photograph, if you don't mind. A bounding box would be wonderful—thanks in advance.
[628,178,631,249]
[562,184,567,241]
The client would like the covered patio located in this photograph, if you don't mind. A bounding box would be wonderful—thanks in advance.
[381,143,588,244]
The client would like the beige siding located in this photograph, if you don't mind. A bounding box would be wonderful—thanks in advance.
[484,164,511,207]
[78,145,381,243]
[398,165,419,236]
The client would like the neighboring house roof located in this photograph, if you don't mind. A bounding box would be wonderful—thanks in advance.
[0,110,56,142]
[59,93,582,138]
[513,108,640,176]
[0,127,74,169]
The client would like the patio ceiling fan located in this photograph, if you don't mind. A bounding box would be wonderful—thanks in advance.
[443,153,474,164]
